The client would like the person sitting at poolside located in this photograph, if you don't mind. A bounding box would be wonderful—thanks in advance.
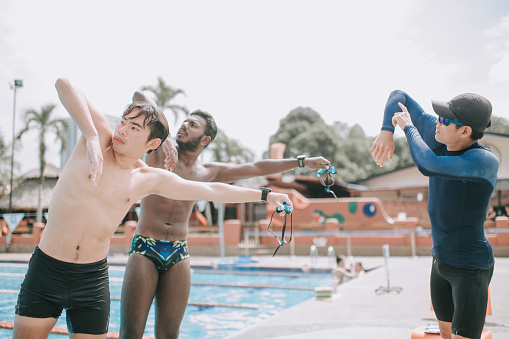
[486,206,497,221]
[12,78,293,339]
[332,256,365,283]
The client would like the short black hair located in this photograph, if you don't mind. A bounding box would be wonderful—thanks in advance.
[123,101,169,154]
[190,110,217,143]
[456,120,490,141]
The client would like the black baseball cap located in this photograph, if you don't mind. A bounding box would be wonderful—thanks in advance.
[431,93,492,132]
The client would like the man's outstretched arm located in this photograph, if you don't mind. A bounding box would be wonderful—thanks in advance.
[147,167,293,211]
[212,156,331,183]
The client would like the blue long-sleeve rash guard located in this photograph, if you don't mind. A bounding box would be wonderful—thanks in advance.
[381,90,499,270]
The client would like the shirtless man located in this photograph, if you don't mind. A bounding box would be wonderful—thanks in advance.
[119,92,331,338]
[12,78,293,339]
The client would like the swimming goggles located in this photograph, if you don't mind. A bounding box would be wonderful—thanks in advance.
[267,202,292,257]
[317,166,338,200]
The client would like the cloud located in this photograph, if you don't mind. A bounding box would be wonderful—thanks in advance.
[486,13,509,85]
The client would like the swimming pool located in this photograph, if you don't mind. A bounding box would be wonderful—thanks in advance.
[0,262,331,338]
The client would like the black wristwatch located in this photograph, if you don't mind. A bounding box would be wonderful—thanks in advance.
[261,187,272,202]
[297,155,306,168]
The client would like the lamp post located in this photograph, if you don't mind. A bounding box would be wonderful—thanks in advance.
[9,79,23,213]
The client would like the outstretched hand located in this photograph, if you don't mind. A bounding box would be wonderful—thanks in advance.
[85,136,103,186]
[267,192,293,216]
[305,156,331,170]
[162,138,178,171]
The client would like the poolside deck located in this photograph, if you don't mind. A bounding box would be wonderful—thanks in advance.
[1,253,508,338]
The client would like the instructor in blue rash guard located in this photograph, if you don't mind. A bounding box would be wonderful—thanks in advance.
[371,90,498,339]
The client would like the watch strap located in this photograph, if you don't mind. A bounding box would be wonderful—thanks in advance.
[297,155,305,168]
[261,187,271,202]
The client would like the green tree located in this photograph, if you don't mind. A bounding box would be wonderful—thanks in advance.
[489,116,509,133]
[16,104,68,222]
[267,107,414,182]
[208,129,255,163]
[141,77,189,125]
[269,107,340,173]
[0,131,17,197]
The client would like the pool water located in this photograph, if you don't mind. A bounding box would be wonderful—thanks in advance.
[0,263,331,338]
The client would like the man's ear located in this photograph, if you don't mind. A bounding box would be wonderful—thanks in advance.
[147,138,162,151]
[460,126,473,139]
[200,135,212,147]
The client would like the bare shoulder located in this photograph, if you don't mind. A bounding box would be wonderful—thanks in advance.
[139,164,179,183]
[202,161,230,178]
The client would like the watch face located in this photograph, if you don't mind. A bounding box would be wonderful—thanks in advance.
[261,187,271,201]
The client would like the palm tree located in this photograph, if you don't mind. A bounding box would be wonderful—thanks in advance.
[141,77,189,125]
[16,104,68,223]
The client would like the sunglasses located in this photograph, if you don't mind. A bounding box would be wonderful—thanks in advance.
[438,116,464,126]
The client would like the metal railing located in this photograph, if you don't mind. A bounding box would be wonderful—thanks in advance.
[243,227,509,257]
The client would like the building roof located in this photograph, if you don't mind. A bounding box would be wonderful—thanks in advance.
[0,164,61,211]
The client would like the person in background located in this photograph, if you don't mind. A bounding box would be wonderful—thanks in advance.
[486,206,497,221]
[120,91,331,338]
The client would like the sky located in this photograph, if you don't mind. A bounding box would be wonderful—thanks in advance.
[1,0,509,176]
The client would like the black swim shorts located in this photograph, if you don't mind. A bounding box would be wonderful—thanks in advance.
[430,256,493,338]
[15,246,110,335]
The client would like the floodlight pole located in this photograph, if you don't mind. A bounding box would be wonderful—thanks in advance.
[9,79,23,213]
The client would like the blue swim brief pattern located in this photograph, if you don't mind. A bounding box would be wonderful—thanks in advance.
[129,235,189,273]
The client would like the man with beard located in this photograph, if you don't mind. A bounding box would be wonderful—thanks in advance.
[119,92,331,338]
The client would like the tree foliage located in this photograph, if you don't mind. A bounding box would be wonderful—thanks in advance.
[141,77,189,126]
[208,129,255,163]
[0,131,18,197]
[267,106,414,182]
[16,104,68,222]
[489,116,509,133]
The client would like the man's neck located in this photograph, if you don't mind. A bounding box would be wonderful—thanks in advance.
[177,146,203,167]
[112,148,142,169]
[446,139,476,152]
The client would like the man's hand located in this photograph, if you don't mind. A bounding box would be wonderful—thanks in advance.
[305,156,331,170]
[85,136,103,186]
[267,192,294,217]
[392,102,413,131]
[162,137,178,171]
[371,102,413,167]
[371,130,395,168]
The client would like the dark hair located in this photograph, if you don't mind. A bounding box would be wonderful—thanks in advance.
[456,120,490,141]
[123,101,169,154]
[336,256,344,265]
[190,110,217,144]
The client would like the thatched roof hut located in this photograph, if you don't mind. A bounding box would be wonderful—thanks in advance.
[0,164,61,212]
